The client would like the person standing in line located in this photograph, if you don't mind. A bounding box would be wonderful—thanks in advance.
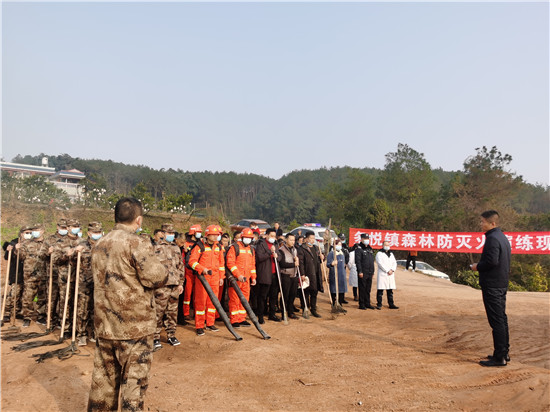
[348,243,359,302]
[298,231,324,318]
[88,197,167,412]
[327,238,347,306]
[277,233,300,319]
[254,228,280,324]
[356,234,376,310]
[182,224,202,322]
[375,240,398,310]
[471,210,511,367]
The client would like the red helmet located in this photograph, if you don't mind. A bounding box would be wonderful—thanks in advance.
[205,225,221,236]
[189,224,202,235]
[241,228,254,238]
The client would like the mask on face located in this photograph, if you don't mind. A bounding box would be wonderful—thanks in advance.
[91,233,102,241]
[195,233,202,239]
[165,234,175,243]
[243,237,252,245]
[23,233,33,240]
[383,245,390,251]
[217,235,222,242]
[363,240,370,246]
[77,232,82,238]
[335,245,342,252]
[267,237,276,244]
[58,229,68,236]
[71,228,80,235]
[32,231,41,238]
[135,227,142,234]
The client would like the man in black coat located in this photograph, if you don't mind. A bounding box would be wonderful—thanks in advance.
[298,231,324,318]
[471,210,511,367]
[355,234,375,310]
[254,229,280,324]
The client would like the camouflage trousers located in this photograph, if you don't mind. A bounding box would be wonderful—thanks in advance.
[3,284,23,318]
[88,335,153,412]
[154,285,179,340]
[76,277,93,337]
[21,279,40,320]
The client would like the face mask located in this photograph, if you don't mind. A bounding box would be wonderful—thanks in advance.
[32,231,41,238]
[71,228,80,235]
[165,234,175,243]
[267,237,276,244]
[335,245,342,252]
[58,229,68,236]
[23,233,32,240]
[91,233,102,241]
[217,235,222,242]
[363,240,370,246]
[78,232,82,238]
[383,246,390,251]
[243,238,252,245]
[195,233,202,239]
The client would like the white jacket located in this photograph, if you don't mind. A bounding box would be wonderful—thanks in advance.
[375,250,397,290]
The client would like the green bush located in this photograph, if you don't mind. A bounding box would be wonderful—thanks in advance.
[455,270,480,289]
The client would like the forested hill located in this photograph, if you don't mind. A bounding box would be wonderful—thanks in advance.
[10,145,548,235]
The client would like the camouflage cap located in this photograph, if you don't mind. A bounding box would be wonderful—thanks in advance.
[161,223,175,232]
[32,223,45,231]
[66,219,81,227]
[88,221,103,232]
[57,218,68,227]
[20,225,33,233]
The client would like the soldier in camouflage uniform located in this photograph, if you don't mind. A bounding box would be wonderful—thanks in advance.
[40,218,70,328]
[74,221,103,346]
[88,197,167,412]
[2,226,31,324]
[51,219,83,333]
[153,223,185,350]
[16,224,47,327]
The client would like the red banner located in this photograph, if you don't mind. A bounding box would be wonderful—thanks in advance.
[349,228,550,255]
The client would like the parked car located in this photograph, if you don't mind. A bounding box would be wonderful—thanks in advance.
[396,260,450,280]
[289,224,337,248]
[230,219,271,235]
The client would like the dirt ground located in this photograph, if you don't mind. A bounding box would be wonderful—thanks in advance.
[1,266,549,412]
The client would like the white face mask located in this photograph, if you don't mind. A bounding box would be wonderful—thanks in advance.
[383,245,390,251]
[335,245,342,252]
[23,233,32,240]
[58,229,68,236]
[195,233,202,239]
[243,237,252,245]
[363,240,370,246]
[267,237,276,244]
[217,235,222,242]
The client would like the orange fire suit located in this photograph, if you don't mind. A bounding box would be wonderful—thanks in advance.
[225,242,256,324]
[182,241,196,317]
[189,242,225,329]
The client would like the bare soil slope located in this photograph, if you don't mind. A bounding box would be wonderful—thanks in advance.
[2,267,549,412]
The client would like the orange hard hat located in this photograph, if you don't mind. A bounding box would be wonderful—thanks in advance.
[205,225,221,236]
[241,228,254,238]
[189,224,202,235]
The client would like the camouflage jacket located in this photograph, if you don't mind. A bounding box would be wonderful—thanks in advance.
[71,238,97,284]
[153,239,185,287]
[18,238,47,281]
[50,235,80,282]
[92,223,167,340]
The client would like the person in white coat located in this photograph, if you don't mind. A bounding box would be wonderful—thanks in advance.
[375,240,399,310]
[348,245,358,301]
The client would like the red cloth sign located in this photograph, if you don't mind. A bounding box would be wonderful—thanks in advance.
[349,228,550,255]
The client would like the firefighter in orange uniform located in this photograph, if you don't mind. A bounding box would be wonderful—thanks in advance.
[188,225,225,336]
[225,228,257,328]
[182,224,202,321]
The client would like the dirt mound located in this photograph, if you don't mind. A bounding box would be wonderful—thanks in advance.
[2,267,549,412]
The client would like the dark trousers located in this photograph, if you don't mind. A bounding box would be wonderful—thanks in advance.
[268,273,279,317]
[406,255,417,270]
[305,289,318,312]
[482,287,510,359]
[358,275,373,308]
[280,275,298,313]
[254,283,271,321]
[377,289,395,306]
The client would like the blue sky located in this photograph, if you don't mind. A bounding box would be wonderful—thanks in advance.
[2,2,549,185]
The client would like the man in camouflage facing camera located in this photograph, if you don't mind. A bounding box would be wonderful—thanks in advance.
[88,198,167,412]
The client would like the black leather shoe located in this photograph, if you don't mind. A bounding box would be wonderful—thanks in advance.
[389,305,399,309]
[488,354,511,362]
[231,322,241,328]
[289,313,298,319]
[311,311,322,318]
[480,358,507,367]
[239,321,252,327]
[358,306,367,310]
[342,300,349,304]
[376,305,382,310]
[268,315,282,322]
[293,307,300,313]
[258,317,265,324]
[366,305,375,309]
